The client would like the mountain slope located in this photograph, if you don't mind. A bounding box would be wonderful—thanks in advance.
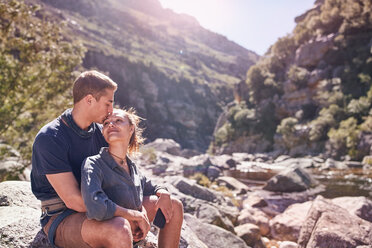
[29,0,259,150]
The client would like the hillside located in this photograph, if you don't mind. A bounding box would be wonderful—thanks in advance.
[211,0,372,160]
[2,0,258,155]
[39,0,259,150]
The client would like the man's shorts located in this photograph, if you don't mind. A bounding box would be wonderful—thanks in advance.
[43,212,91,248]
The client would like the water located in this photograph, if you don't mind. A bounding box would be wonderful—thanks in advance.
[312,168,372,200]
[225,167,372,200]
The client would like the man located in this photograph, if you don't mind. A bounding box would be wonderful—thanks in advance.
[31,70,183,248]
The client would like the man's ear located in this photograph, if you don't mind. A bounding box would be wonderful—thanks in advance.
[85,94,95,105]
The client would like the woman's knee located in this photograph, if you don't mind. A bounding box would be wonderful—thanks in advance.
[171,198,184,219]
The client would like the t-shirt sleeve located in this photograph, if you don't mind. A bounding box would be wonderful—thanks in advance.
[81,158,116,221]
[32,134,72,175]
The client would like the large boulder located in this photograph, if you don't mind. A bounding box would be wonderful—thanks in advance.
[263,166,317,192]
[234,223,261,247]
[295,34,335,68]
[195,203,235,232]
[298,196,372,247]
[181,154,213,177]
[173,177,218,202]
[142,138,182,156]
[237,207,270,236]
[270,201,312,242]
[184,214,249,248]
[216,176,250,194]
[332,196,372,222]
[0,181,50,248]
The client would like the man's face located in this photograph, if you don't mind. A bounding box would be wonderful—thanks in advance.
[91,89,114,124]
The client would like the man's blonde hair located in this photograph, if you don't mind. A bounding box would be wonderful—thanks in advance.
[73,70,117,104]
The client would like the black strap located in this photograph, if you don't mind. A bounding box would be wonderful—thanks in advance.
[48,209,76,248]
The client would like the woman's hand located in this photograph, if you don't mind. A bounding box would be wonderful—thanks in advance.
[115,206,150,241]
[156,190,173,223]
[128,208,150,241]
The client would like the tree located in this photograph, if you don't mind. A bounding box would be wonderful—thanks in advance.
[0,0,84,159]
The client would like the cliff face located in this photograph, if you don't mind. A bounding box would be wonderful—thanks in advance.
[33,0,258,150]
[212,0,372,160]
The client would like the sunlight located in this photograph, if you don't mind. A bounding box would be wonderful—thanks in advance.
[159,0,233,31]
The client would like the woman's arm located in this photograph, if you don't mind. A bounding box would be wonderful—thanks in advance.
[81,159,116,221]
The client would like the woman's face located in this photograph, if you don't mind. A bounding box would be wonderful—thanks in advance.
[102,110,134,145]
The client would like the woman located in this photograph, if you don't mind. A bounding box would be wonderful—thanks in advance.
[81,108,183,247]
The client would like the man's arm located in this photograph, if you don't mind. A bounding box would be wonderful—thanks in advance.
[46,172,86,212]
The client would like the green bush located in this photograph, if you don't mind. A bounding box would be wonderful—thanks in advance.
[0,0,84,159]
[309,104,345,141]
[287,65,309,88]
[327,117,360,159]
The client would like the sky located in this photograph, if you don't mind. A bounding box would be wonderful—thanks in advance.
[158,0,315,55]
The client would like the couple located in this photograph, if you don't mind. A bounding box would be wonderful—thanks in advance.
[31,71,183,248]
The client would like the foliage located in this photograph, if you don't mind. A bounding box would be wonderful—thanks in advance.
[190,173,211,188]
[246,65,280,104]
[276,117,300,151]
[0,0,84,159]
[327,117,361,159]
[287,65,309,88]
[214,0,372,160]
[309,104,345,142]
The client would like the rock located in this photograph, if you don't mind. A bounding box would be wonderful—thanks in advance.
[179,222,208,248]
[0,181,40,209]
[279,241,299,248]
[344,161,363,168]
[216,176,249,194]
[252,185,325,214]
[242,194,268,208]
[234,223,261,246]
[274,157,316,169]
[332,196,372,222]
[195,203,235,232]
[210,154,235,170]
[0,181,50,248]
[184,213,249,248]
[298,196,372,247]
[321,158,347,170]
[182,154,213,177]
[274,155,291,163]
[143,138,182,156]
[295,34,335,68]
[263,166,317,192]
[0,158,25,181]
[237,207,270,236]
[270,201,312,242]
[206,166,221,181]
[173,177,218,202]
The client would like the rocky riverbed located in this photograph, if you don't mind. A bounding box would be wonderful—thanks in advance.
[1,139,372,247]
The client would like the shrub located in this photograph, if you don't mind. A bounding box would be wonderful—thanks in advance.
[327,117,360,159]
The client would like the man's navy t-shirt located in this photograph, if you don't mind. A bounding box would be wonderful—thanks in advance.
[31,109,108,201]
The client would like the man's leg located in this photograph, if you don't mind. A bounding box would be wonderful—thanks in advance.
[82,216,133,248]
[143,195,184,248]
[43,212,133,248]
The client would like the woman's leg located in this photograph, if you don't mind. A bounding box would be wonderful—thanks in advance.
[143,195,184,248]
